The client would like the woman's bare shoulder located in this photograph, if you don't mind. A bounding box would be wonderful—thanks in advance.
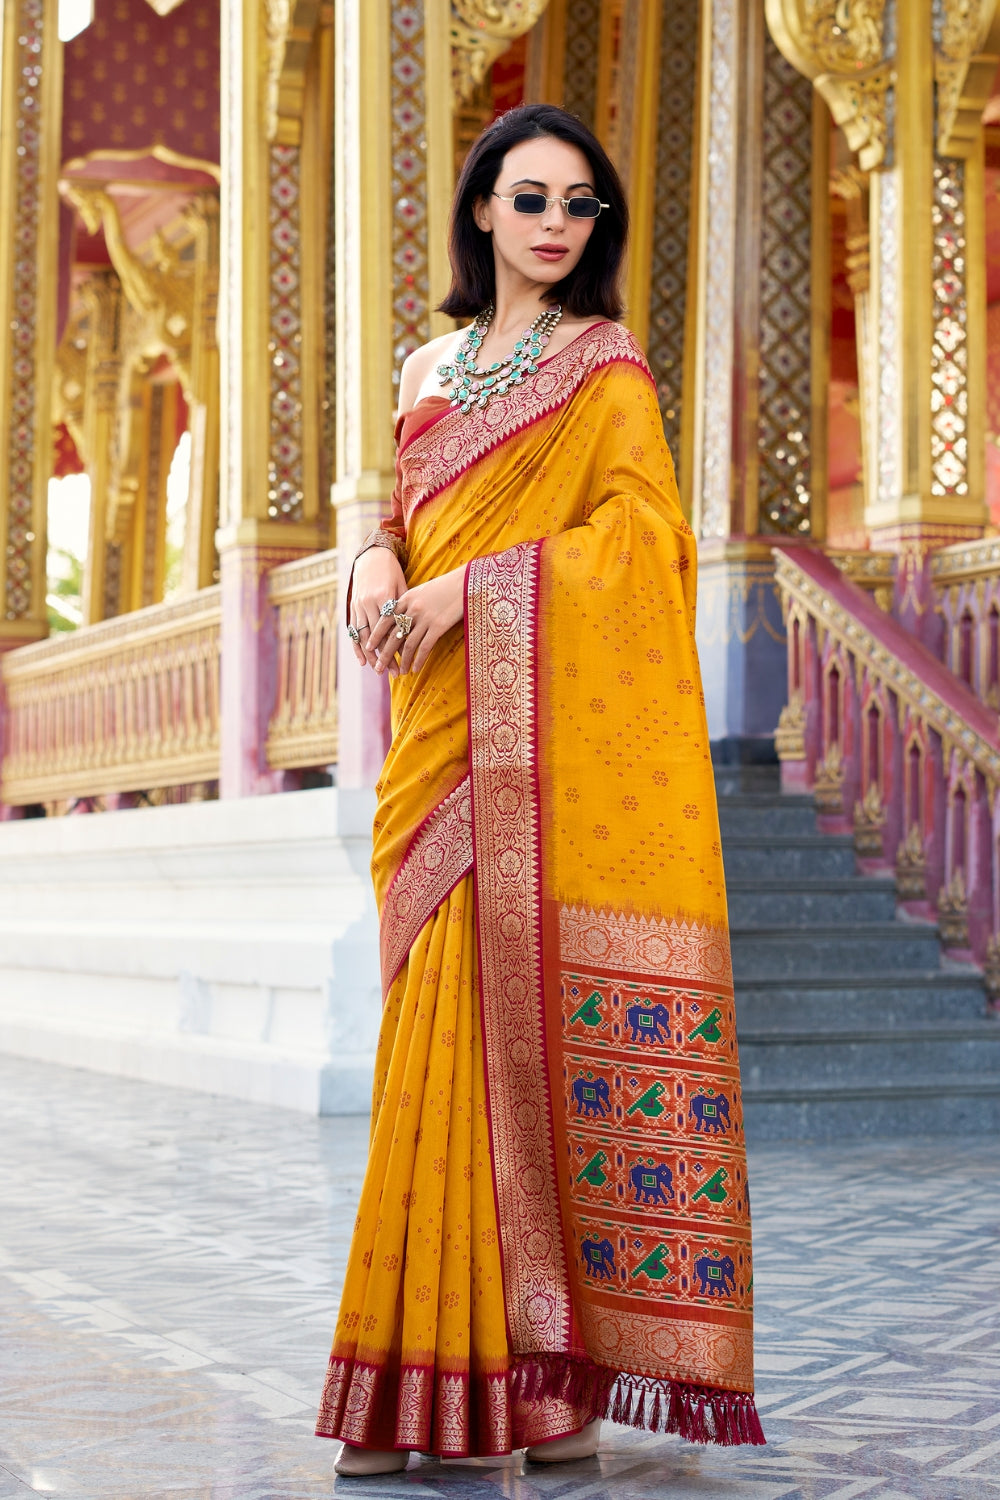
[398,328,466,417]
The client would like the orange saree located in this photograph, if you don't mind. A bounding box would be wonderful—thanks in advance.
[316,321,764,1456]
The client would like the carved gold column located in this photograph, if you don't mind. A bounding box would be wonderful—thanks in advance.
[0,0,61,652]
[124,381,176,613]
[768,0,998,573]
[593,0,662,350]
[831,165,874,517]
[218,0,328,797]
[181,197,221,593]
[79,274,124,626]
[688,0,821,753]
[331,0,396,788]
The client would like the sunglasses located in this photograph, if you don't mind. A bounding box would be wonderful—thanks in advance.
[492,191,610,220]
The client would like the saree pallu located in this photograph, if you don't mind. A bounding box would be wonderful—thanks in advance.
[316,321,764,1456]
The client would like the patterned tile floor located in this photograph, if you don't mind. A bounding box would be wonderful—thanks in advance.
[0,1056,998,1500]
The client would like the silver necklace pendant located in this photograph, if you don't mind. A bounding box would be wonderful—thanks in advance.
[440,303,563,414]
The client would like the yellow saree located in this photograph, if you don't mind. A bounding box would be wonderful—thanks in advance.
[316,321,763,1456]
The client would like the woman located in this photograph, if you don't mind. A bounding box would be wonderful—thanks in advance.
[316,103,764,1474]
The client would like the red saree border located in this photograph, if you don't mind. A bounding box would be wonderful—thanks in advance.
[316,1353,512,1456]
[558,904,735,992]
[401,322,654,525]
[465,540,575,1358]
[379,776,473,996]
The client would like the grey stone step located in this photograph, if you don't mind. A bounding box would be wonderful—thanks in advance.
[723,835,857,880]
[717,795,818,838]
[739,1021,1000,1088]
[727,877,897,926]
[713,765,781,797]
[742,1073,1000,1142]
[734,971,986,1029]
[731,922,942,979]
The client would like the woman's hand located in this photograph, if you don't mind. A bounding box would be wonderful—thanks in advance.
[349,548,408,667]
[367,566,466,678]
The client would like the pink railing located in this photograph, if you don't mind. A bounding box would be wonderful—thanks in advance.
[0,588,222,807]
[265,549,339,771]
[931,537,1000,708]
[774,545,1000,999]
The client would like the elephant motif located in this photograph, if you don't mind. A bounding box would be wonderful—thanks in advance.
[693,1252,736,1296]
[572,1074,611,1117]
[625,1001,671,1043]
[581,1237,616,1279]
[629,1160,675,1206]
[689,1091,731,1134]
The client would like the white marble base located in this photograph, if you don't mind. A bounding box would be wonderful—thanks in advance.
[0,789,381,1113]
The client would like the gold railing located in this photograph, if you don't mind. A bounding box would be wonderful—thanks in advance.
[266,549,339,770]
[1,588,222,805]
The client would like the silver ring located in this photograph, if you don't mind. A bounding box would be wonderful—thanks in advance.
[379,598,397,618]
[346,624,361,642]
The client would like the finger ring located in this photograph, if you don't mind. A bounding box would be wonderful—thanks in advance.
[346,624,361,642]
[380,598,398,618]
[394,613,414,638]
[358,624,370,634]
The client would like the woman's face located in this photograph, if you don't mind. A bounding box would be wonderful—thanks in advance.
[474,135,598,294]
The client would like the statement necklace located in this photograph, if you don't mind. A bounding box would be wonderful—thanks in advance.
[438,302,563,414]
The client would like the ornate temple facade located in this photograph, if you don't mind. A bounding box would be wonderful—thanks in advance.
[2,0,1000,1112]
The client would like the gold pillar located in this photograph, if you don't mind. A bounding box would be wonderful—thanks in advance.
[0,0,61,650]
[593,0,661,348]
[181,197,222,592]
[80,274,124,626]
[332,0,396,788]
[125,382,175,613]
[217,0,326,555]
[767,0,997,551]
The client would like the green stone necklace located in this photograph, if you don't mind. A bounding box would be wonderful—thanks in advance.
[438,302,563,414]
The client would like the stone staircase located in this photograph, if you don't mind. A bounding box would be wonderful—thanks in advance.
[718,763,1000,1140]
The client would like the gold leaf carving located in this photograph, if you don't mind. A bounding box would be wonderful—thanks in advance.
[765,0,894,169]
[934,0,1000,158]
[895,823,927,900]
[451,0,551,105]
[937,866,970,948]
[775,695,806,760]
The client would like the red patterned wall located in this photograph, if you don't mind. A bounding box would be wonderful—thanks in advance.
[62,0,220,166]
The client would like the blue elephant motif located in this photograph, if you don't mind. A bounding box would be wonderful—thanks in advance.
[581,1237,616,1279]
[629,1160,674,1206]
[572,1074,611,1117]
[693,1252,736,1296]
[625,1001,671,1043]
[689,1091,731,1134]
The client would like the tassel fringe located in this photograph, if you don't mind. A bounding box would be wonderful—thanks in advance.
[510,1354,766,1448]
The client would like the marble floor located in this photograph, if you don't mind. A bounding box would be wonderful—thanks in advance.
[0,1056,998,1500]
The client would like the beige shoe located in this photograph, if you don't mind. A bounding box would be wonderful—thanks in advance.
[525,1417,602,1463]
[334,1444,410,1476]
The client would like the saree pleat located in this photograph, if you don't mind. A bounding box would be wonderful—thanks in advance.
[316,875,594,1455]
[318,322,764,1455]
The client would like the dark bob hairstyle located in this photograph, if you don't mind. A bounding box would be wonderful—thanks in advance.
[438,103,628,321]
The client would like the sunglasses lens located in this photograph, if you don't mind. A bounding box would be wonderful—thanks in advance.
[567,197,601,218]
[512,193,548,214]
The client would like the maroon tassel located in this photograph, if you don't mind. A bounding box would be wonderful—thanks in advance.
[631,1388,646,1431]
[510,1359,765,1448]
